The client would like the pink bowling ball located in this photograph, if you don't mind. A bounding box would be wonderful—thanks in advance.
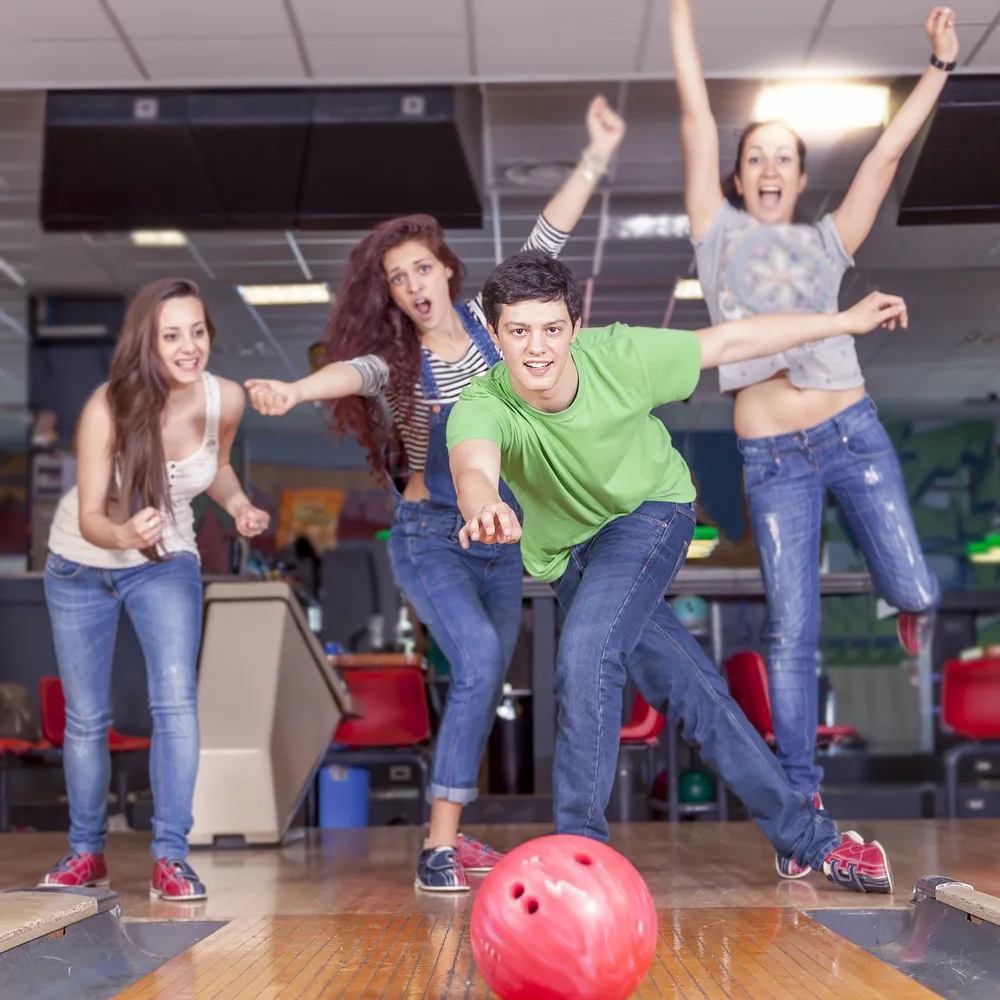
[470,834,657,999]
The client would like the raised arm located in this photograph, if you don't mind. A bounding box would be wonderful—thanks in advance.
[538,95,626,235]
[697,292,908,370]
[832,7,958,256]
[450,439,521,548]
[670,0,725,240]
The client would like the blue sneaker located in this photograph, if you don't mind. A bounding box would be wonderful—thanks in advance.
[414,845,469,893]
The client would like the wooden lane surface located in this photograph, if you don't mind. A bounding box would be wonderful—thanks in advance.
[111,909,940,1000]
[3,820,999,921]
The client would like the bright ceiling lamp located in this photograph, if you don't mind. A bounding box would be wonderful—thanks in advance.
[753,83,890,132]
[687,525,719,559]
[674,278,703,300]
[131,230,187,247]
[238,283,331,306]
[610,214,691,240]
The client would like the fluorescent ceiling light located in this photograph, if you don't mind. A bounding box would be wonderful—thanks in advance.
[130,230,188,247]
[674,279,703,300]
[610,214,691,240]
[754,83,890,132]
[238,283,331,306]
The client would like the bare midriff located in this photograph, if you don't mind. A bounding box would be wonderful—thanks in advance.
[732,371,866,440]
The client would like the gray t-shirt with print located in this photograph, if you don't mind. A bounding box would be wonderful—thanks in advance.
[693,199,865,395]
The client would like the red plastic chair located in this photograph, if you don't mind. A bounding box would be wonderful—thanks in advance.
[941,656,1000,817]
[333,666,430,748]
[725,651,858,747]
[620,693,666,747]
[324,655,432,822]
[40,676,152,815]
[610,694,667,823]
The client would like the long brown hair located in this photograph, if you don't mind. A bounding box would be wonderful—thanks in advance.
[105,278,215,560]
[321,215,465,482]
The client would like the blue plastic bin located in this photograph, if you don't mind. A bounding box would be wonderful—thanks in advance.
[318,764,369,828]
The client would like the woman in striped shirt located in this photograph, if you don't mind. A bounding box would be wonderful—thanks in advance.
[246,95,626,892]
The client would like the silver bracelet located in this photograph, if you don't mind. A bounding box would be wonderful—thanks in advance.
[580,149,609,183]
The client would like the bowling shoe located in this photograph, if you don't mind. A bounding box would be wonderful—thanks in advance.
[414,845,469,893]
[775,793,826,879]
[456,833,505,873]
[37,852,109,888]
[150,859,208,901]
[823,833,893,893]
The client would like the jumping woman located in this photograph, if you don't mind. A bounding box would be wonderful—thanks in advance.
[670,0,953,878]
[40,278,269,900]
[246,95,626,892]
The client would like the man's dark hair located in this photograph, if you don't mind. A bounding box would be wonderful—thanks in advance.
[482,249,584,331]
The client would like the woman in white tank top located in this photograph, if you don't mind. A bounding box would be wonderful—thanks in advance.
[39,278,269,902]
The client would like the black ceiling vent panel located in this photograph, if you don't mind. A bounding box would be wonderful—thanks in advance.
[188,90,312,229]
[898,75,1000,226]
[39,86,483,233]
[41,91,226,231]
[298,87,482,231]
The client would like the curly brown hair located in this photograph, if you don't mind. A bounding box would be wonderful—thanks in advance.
[320,215,465,482]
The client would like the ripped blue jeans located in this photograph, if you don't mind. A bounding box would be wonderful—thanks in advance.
[740,396,940,796]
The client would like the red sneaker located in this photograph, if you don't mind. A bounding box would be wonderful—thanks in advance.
[898,612,932,657]
[150,859,207,901]
[776,794,827,880]
[456,833,505,873]
[823,833,893,893]
[38,852,108,888]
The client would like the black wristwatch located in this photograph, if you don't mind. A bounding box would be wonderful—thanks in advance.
[930,53,957,72]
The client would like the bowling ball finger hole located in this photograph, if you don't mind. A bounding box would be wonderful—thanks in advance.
[574,854,592,866]
[525,898,539,915]
[511,883,525,900]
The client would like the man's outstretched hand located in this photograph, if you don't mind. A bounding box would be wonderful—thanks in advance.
[459,502,522,549]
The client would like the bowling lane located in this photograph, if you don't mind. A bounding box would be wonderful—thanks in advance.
[7,821,1000,920]
[111,909,939,999]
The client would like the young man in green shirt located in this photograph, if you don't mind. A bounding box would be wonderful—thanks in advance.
[446,250,908,894]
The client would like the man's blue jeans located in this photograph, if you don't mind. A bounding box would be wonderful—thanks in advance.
[553,500,841,870]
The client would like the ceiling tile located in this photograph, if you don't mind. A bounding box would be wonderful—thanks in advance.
[0,40,142,87]
[108,0,291,38]
[0,0,115,41]
[643,27,815,76]
[474,0,647,37]
[135,36,305,81]
[306,36,470,80]
[967,21,1000,64]
[826,0,1000,27]
[477,32,643,77]
[648,0,827,30]
[809,24,987,71]
[293,0,467,36]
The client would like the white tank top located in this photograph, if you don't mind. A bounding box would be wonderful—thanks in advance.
[48,371,222,569]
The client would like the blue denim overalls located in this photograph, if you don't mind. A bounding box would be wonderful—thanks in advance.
[387,303,524,805]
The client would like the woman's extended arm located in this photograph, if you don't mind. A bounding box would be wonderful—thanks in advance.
[832,7,958,256]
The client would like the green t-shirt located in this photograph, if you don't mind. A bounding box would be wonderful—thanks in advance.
[446,323,702,582]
